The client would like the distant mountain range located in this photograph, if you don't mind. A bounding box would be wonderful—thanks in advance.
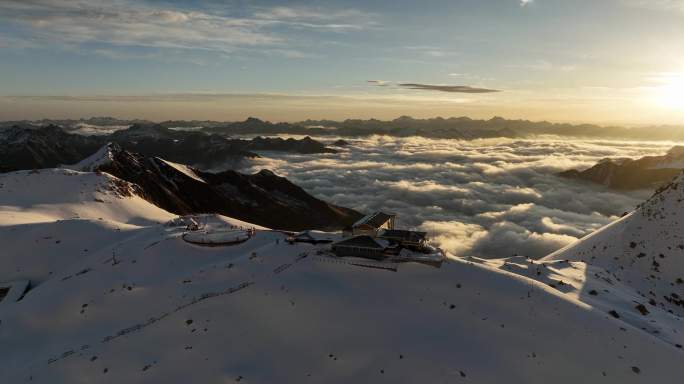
[4,115,684,141]
[0,124,337,172]
[559,146,684,190]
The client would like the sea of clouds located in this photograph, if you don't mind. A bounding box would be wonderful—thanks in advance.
[240,135,676,259]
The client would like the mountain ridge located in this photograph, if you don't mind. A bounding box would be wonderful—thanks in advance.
[0,124,338,173]
[559,146,684,190]
[64,143,360,231]
[6,116,684,141]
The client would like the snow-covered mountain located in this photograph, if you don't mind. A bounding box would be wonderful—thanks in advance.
[65,143,360,231]
[1,125,339,173]
[559,146,684,190]
[0,124,253,171]
[1,150,683,382]
[0,125,104,172]
[540,173,684,342]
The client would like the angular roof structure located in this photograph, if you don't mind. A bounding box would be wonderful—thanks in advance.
[353,211,395,229]
[332,235,388,249]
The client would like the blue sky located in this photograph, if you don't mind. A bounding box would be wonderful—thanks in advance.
[1,0,683,123]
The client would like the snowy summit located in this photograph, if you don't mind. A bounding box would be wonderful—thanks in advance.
[0,148,683,383]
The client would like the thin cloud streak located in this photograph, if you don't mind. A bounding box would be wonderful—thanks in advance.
[398,83,502,93]
[367,81,502,93]
[367,80,391,86]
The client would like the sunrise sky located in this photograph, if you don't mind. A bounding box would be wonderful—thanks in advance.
[1,0,684,124]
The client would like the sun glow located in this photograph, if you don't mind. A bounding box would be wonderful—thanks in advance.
[652,73,684,110]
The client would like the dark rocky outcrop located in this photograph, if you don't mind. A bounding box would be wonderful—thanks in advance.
[1,124,336,173]
[108,124,256,169]
[559,147,684,190]
[0,125,103,171]
[241,136,337,154]
[78,144,361,231]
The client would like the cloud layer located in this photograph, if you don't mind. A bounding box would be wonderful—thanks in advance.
[238,136,672,259]
[0,0,372,57]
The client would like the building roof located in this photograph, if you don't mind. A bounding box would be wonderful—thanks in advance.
[353,211,395,229]
[333,235,388,249]
[293,230,336,241]
[380,229,427,243]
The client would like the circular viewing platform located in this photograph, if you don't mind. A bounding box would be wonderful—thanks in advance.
[182,229,253,246]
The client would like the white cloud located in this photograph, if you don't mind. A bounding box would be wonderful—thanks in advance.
[520,0,534,7]
[239,135,664,259]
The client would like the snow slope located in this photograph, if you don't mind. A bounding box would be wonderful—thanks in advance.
[546,173,684,313]
[65,143,117,172]
[0,169,683,383]
[0,168,172,226]
[539,173,684,348]
[0,168,173,284]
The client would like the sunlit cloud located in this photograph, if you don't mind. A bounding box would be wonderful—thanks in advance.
[367,80,392,86]
[239,136,663,258]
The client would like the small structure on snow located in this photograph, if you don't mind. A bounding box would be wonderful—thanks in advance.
[345,211,396,237]
[333,211,444,267]
[287,230,337,244]
[330,236,393,260]
[182,229,253,246]
[379,229,427,250]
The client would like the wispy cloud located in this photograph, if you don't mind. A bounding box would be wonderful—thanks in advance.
[507,60,578,72]
[367,80,501,93]
[253,6,376,30]
[449,73,496,82]
[520,0,534,7]
[367,80,391,86]
[403,45,460,59]
[398,83,502,93]
[620,0,684,12]
[0,0,373,57]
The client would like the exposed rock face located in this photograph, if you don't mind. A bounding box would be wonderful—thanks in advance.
[237,136,337,154]
[71,143,361,231]
[1,125,337,173]
[108,124,257,169]
[0,124,254,172]
[559,146,684,190]
[0,125,103,171]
